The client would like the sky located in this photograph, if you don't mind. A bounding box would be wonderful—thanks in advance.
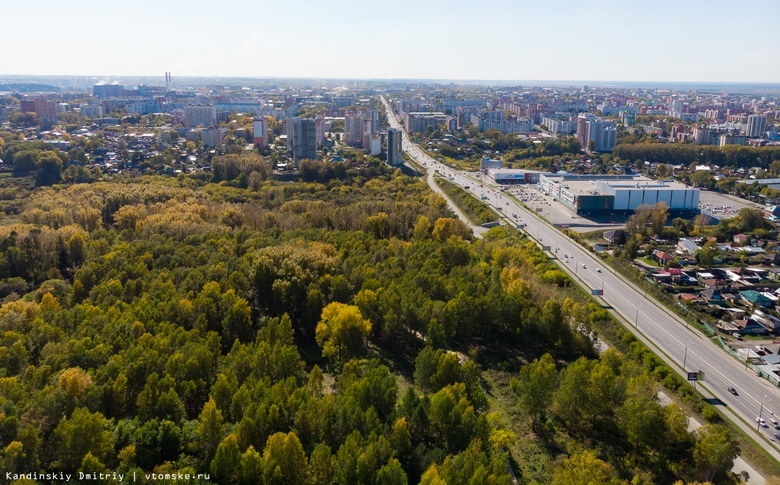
[4,0,780,83]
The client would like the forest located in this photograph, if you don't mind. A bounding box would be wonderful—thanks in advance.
[613,143,780,170]
[0,145,751,484]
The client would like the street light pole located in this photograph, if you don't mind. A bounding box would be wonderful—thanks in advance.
[758,396,767,431]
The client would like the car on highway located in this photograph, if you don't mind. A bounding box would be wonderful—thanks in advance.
[727,386,738,395]
[771,418,780,429]
[774,432,780,440]
[582,264,586,269]
[596,268,601,273]
[757,417,768,428]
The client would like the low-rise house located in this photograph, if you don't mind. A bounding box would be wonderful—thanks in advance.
[726,267,764,284]
[603,229,626,245]
[701,288,723,303]
[700,278,729,291]
[740,290,774,308]
[677,238,701,255]
[752,310,780,333]
[652,250,676,266]
[732,318,770,335]
[734,246,765,254]
[678,293,702,304]
[651,272,673,283]
[733,234,749,246]
[726,307,746,319]
[697,271,715,281]
[764,206,780,219]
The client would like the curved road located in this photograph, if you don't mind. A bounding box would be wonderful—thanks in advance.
[381,97,780,473]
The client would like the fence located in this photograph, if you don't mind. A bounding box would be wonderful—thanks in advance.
[717,336,780,387]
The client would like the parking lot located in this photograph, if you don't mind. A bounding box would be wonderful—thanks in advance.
[697,190,763,220]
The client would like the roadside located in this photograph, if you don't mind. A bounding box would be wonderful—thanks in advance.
[658,392,766,485]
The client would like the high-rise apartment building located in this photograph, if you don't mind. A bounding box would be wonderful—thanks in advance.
[21,99,59,129]
[577,114,616,151]
[576,114,594,147]
[184,105,217,128]
[344,110,377,148]
[287,118,318,163]
[745,115,767,138]
[387,128,403,166]
[253,117,269,148]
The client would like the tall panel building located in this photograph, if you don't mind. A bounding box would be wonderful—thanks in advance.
[21,99,59,129]
[746,115,767,138]
[693,125,713,145]
[287,118,318,163]
[253,117,269,148]
[184,105,217,128]
[578,115,616,151]
[576,114,594,147]
[387,128,402,166]
[344,110,377,148]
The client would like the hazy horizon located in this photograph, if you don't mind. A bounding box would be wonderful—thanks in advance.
[3,74,780,94]
[4,0,779,84]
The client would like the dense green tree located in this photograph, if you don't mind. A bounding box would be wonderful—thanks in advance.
[693,424,739,483]
[261,431,308,485]
[211,434,241,483]
[53,408,113,472]
[195,399,226,466]
[36,152,63,186]
[512,353,558,431]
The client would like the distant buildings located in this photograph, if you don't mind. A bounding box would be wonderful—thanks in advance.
[387,128,403,166]
[20,99,59,129]
[200,127,227,148]
[693,125,713,145]
[576,114,616,152]
[404,112,454,133]
[80,104,105,118]
[541,116,577,134]
[93,82,124,98]
[480,157,503,172]
[470,111,534,133]
[719,134,747,147]
[344,110,378,148]
[287,118,318,163]
[184,106,217,128]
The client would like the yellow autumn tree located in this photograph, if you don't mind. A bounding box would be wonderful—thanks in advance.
[316,302,372,364]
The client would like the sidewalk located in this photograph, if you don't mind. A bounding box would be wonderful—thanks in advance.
[658,392,766,484]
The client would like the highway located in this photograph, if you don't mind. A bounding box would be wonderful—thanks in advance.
[381,97,780,467]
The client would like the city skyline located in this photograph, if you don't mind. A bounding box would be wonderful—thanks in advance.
[4,0,780,83]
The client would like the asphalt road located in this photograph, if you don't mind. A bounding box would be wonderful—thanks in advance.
[380,97,780,467]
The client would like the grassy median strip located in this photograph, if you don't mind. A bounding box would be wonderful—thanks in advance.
[435,177,499,225]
